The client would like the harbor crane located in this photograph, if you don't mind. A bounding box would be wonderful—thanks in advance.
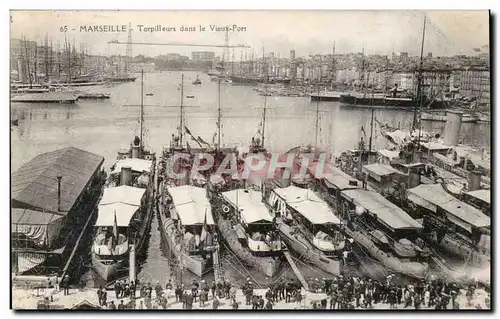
[108,40,250,49]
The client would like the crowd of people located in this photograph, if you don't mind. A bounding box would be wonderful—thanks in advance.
[302,274,490,310]
[34,272,489,310]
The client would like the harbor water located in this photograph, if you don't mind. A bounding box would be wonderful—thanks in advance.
[10,71,491,287]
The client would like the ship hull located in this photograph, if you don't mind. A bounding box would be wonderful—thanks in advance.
[91,254,126,282]
[104,77,137,83]
[216,217,281,277]
[343,226,429,279]
[277,221,341,276]
[158,212,210,277]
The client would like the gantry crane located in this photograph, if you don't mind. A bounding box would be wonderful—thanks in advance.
[108,39,250,49]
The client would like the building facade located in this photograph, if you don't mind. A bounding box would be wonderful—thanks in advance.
[191,51,215,62]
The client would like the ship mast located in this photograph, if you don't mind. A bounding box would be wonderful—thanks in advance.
[180,74,184,146]
[415,13,427,156]
[315,85,320,148]
[261,45,268,149]
[360,44,365,95]
[140,70,144,148]
[217,78,222,150]
[369,108,374,152]
[331,39,336,90]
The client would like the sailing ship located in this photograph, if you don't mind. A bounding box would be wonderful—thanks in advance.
[91,71,156,281]
[157,185,217,277]
[340,15,447,109]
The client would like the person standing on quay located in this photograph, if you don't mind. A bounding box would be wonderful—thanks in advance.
[212,295,220,310]
[61,275,70,296]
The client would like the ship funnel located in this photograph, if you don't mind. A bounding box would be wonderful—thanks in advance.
[121,165,132,186]
[57,175,62,212]
[443,111,462,146]
[131,140,141,159]
[413,151,422,163]
[408,170,421,189]
[468,170,482,191]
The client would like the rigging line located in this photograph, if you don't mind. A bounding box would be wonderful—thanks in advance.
[290,255,326,277]
[219,240,262,287]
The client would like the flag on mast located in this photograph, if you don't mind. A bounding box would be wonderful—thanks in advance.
[200,208,208,243]
[112,210,118,248]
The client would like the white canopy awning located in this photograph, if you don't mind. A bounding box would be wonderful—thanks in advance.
[466,189,490,204]
[95,202,140,227]
[167,185,215,226]
[222,189,273,224]
[407,184,489,230]
[99,186,146,206]
[274,186,340,225]
[111,158,152,174]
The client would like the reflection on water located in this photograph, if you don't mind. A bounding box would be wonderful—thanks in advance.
[11,71,490,286]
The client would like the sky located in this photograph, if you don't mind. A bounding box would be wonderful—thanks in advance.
[10,10,490,58]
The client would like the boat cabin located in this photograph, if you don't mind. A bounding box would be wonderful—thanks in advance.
[166,185,216,253]
[340,189,425,259]
[108,158,153,189]
[117,136,155,161]
[407,184,490,253]
[270,186,345,256]
[315,165,359,210]
[463,189,490,216]
[377,149,405,166]
[221,189,283,257]
[93,185,147,256]
[362,163,405,191]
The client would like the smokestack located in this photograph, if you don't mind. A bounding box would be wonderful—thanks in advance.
[413,151,422,163]
[131,144,141,159]
[408,170,421,189]
[121,165,132,186]
[57,175,62,212]
[468,170,482,191]
[443,111,463,146]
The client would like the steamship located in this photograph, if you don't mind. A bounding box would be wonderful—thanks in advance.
[91,71,156,281]
[91,137,156,281]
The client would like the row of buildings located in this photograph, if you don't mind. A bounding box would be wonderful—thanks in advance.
[10,37,490,105]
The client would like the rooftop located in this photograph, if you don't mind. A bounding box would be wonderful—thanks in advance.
[12,147,104,214]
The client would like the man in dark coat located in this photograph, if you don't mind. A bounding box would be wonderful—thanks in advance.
[212,295,220,310]
[130,281,136,299]
[252,295,259,310]
[185,292,194,310]
[265,299,273,310]
[117,300,126,309]
[61,275,70,296]
[100,287,107,306]
[115,281,121,299]
[211,281,216,299]
[97,287,102,305]
[257,295,265,309]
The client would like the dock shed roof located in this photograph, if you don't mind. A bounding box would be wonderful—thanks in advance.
[12,147,104,215]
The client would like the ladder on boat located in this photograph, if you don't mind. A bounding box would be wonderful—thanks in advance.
[212,244,222,282]
[283,251,309,291]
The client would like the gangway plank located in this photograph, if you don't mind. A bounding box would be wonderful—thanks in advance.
[283,251,309,291]
[212,244,222,282]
